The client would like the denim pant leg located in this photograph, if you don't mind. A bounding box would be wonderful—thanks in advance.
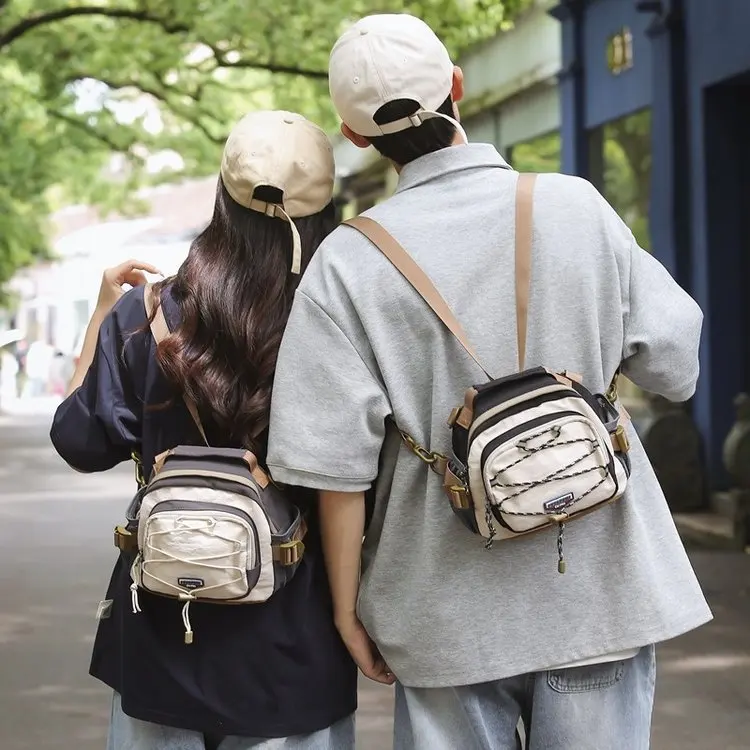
[108,693,355,750]
[394,679,525,750]
[526,645,657,750]
[217,715,355,750]
[108,693,205,750]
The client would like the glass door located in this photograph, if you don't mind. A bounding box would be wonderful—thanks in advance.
[589,109,652,407]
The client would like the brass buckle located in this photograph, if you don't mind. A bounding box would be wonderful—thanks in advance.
[400,430,447,468]
[131,451,145,488]
[277,539,305,566]
[447,407,462,427]
[613,424,630,453]
[447,485,471,510]
[413,444,438,463]
[114,525,137,552]
[606,377,619,404]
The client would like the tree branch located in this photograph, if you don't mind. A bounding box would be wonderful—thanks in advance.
[0,6,188,49]
[66,72,225,144]
[46,108,134,152]
[206,43,327,79]
[1,5,328,78]
[218,57,328,79]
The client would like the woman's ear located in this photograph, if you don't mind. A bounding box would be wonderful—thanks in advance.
[341,123,371,149]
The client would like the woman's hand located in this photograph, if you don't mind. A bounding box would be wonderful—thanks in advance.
[96,259,162,315]
[336,613,396,685]
[64,259,162,397]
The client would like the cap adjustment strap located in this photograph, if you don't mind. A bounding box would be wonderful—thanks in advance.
[247,198,303,276]
[376,109,469,144]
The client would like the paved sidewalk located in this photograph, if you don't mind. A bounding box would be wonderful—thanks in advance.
[651,549,750,750]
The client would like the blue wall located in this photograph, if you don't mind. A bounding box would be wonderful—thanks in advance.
[685,0,750,87]
[684,0,750,483]
[554,0,750,486]
[582,0,653,129]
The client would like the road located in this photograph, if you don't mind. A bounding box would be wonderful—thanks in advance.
[0,404,748,749]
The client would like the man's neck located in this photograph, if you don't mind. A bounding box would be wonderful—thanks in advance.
[390,133,467,175]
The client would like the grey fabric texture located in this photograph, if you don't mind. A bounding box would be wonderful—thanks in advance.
[267,143,712,688]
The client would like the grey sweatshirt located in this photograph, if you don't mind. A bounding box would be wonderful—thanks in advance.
[267,144,712,687]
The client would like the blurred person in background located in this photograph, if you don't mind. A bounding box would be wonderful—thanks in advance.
[0,345,19,405]
[22,338,54,398]
[49,350,75,397]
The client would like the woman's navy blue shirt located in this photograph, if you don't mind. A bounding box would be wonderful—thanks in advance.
[50,285,357,737]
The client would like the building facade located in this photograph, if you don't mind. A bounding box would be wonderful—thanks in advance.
[8,178,215,357]
[552,0,750,485]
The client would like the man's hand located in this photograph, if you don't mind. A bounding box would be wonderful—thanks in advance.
[96,259,161,314]
[336,613,396,685]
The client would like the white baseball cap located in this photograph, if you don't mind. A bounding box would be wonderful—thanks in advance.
[220,110,335,274]
[329,14,460,138]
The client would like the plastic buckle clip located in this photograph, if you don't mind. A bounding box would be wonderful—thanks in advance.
[277,539,305,566]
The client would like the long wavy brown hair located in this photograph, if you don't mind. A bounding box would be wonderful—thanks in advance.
[154,179,336,452]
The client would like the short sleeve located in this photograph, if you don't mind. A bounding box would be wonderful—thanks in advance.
[621,240,703,402]
[50,293,144,472]
[267,290,391,492]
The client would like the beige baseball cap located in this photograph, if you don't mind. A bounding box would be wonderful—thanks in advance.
[329,14,459,138]
[220,110,335,274]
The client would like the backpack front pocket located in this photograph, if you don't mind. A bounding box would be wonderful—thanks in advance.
[483,414,619,534]
[138,500,261,601]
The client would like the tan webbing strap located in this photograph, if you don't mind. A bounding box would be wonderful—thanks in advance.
[343,216,492,379]
[143,284,209,447]
[344,174,537,378]
[514,173,537,371]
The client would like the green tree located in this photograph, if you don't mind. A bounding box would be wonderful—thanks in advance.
[0,0,526,296]
[602,109,652,252]
[509,131,562,174]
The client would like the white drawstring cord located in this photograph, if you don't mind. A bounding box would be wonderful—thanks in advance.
[180,597,194,644]
[130,583,141,614]
[130,582,194,645]
[130,519,248,644]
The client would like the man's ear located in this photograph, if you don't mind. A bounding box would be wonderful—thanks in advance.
[451,66,465,104]
[341,123,371,149]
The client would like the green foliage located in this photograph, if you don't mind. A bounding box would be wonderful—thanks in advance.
[0,0,525,296]
[602,109,652,252]
[0,59,54,298]
[507,111,652,253]
[508,131,562,174]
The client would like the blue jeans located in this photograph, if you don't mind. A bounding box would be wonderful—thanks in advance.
[394,645,656,750]
[108,693,355,750]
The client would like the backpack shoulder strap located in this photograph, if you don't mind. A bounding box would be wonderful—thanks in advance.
[514,173,536,370]
[143,284,209,446]
[343,215,491,378]
[343,172,537,375]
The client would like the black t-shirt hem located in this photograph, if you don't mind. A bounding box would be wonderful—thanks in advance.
[94,670,358,738]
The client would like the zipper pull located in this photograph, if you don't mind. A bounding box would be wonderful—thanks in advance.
[556,521,566,574]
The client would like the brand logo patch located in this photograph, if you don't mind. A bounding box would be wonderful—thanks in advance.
[177,577,205,590]
[543,492,575,513]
